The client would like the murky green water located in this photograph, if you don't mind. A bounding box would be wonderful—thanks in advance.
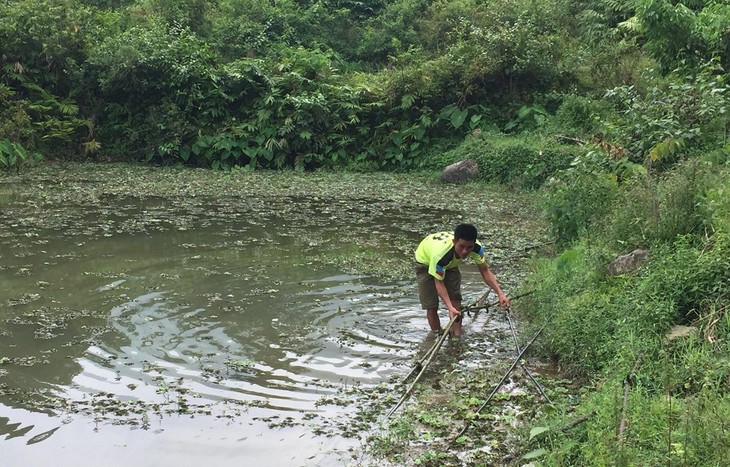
[0,164,545,466]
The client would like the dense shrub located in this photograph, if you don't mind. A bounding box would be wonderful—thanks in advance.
[0,84,33,145]
[601,64,729,163]
[594,159,725,248]
[545,171,619,244]
[429,133,583,187]
[522,228,730,374]
[548,94,615,139]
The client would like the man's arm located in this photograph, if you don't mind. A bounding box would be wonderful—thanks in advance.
[477,262,510,308]
[434,277,461,319]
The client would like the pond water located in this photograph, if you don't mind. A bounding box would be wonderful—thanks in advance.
[0,165,543,466]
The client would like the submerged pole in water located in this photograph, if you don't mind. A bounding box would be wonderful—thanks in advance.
[454,324,545,440]
[385,292,537,424]
[383,314,459,422]
[505,309,554,407]
[399,291,492,385]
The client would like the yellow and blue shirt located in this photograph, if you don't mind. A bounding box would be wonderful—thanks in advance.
[415,231,486,280]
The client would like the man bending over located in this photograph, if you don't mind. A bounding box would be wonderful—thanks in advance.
[415,224,510,336]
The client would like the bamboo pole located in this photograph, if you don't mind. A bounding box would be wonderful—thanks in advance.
[386,292,536,424]
[454,324,545,440]
[399,292,493,390]
[618,354,643,445]
[461,303,491,314]
[561,410,596,432]
[504,309,554,406]
[400,332,443,385]
[383,314,459,422]
[462,290,535,314]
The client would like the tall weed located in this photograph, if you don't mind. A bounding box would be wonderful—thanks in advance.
[521,228,730,465]
[600,160,728,248]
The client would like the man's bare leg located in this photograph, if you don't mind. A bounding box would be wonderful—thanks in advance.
[426,307,441,332]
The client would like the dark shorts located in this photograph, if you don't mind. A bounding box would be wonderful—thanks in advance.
[415,263,462,310]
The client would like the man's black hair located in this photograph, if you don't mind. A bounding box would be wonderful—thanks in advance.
[454,224,478,241]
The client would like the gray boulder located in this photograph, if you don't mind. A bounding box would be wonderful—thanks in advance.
[441,159,479,183]
[606,248,649,276]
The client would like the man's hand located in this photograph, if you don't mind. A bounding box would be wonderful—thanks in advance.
[497,293,510,309]
[448,306,461,320]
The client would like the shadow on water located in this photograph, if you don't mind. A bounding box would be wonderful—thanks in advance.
[0,170,536,466]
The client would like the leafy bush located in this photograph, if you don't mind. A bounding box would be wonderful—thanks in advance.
[433,133,582,188]
[520,242,624,374]
[522,228,730,374]
[521,226,730,464]
[0,139,41,171]
[549,94,615,139]
[602,64,729,163]
[0,83,34,145]
[638,232,730,323]
[545,171,619,244]
[355,0,428,63]
[593,159,726,249]
[521,156,730,464]
[636,0,730,73]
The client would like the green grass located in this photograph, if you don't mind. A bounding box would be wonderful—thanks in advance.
[515,160,730,466]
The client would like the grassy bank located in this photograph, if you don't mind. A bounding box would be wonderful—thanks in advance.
[513,159,730,466]
[369,158,730,466]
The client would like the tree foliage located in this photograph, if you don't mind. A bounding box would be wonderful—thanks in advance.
[636,0,730,73]
[0,0,727,171]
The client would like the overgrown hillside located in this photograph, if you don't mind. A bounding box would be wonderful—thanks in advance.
[2,1,725,174]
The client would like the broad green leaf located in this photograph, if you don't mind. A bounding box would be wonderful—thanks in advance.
[440,104,457,118]
[191,140,206,156]
[179,147,190,162]
[0,140,12,155]
[450,108,468,129]
[214,139,233,151]
[12,143,27,160]
[529,426,550,440]
[401,93,416,109]
[522,448,548,460]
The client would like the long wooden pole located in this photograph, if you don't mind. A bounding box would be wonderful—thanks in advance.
[454,324,545,440]
[400,332,444,385]
[383,314,459,421]
[505,309,554,406]
[386,291,537,423]
[461,290,535,315]
[398,292,492,392]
